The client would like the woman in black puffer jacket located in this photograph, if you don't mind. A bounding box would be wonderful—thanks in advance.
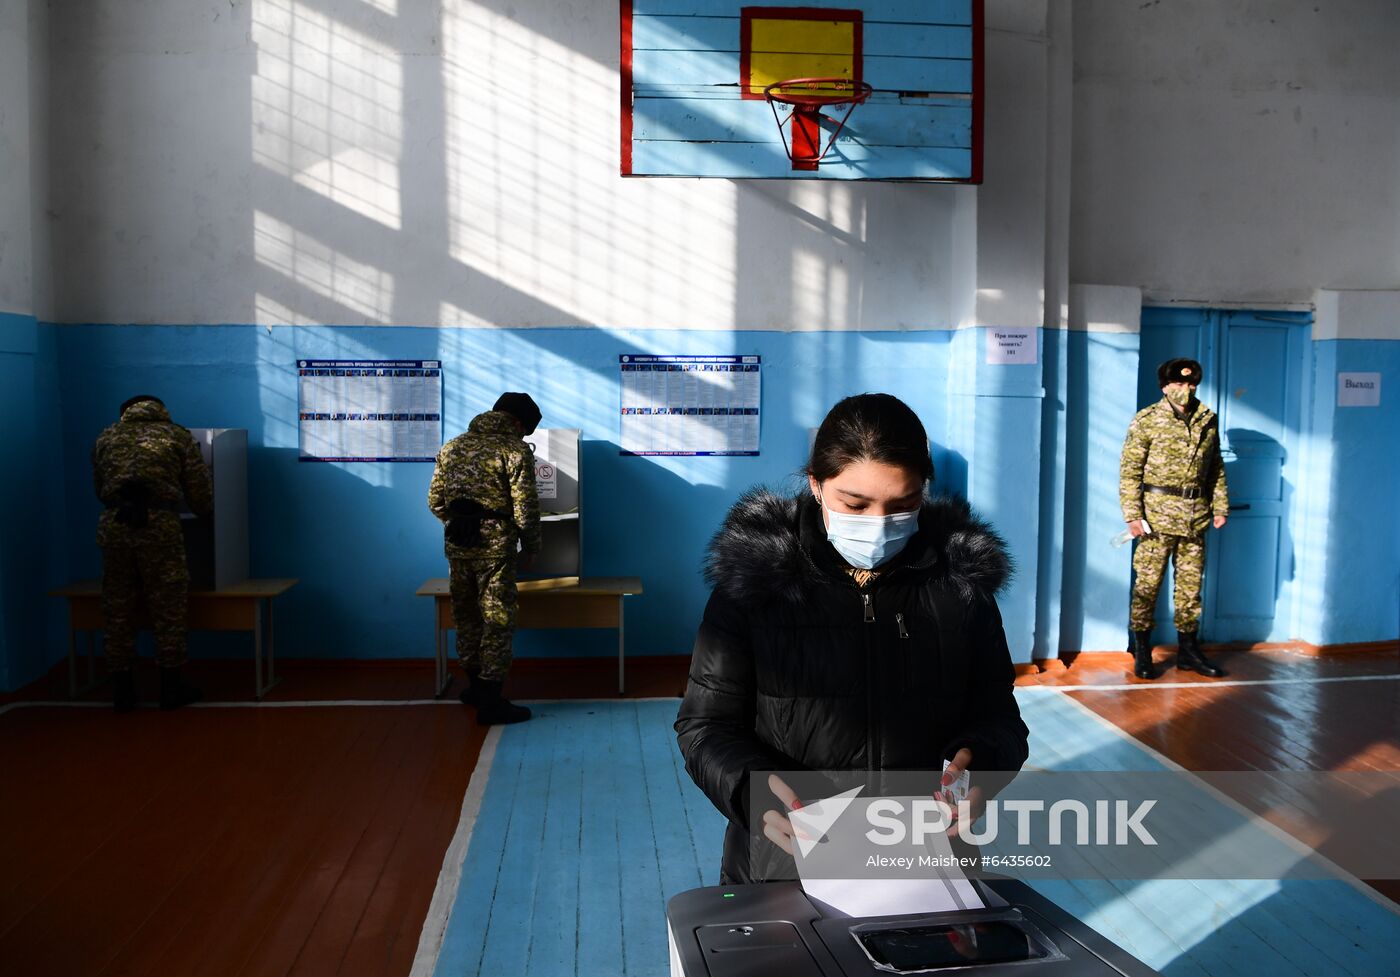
[675,393,1030,884]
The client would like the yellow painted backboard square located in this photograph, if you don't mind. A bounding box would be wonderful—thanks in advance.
[749,18,856,92]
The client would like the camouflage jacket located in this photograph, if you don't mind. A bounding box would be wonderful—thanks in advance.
[428,410,541,561]
[1119,397,1229,536]
[92,400,214,548]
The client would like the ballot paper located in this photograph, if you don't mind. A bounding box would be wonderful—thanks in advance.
[800,875,986,919]
[789,791,985,918]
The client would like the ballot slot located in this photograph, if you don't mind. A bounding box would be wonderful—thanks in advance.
[815,906,1071,974]
[846,910,1065,973]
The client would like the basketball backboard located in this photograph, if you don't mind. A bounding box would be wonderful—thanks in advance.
[621,1,982,180]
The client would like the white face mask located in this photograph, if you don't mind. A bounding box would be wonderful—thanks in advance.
[816,492,920,569]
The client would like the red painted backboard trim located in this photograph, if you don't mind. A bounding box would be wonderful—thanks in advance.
[620,0,634,175]
[971,0,984,184]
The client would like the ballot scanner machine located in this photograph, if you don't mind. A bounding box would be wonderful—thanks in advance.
[668,880,1159,977]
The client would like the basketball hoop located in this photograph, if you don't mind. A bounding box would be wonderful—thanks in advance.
[763,77,874,171]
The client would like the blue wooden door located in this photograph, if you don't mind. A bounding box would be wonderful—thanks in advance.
[1138,308,1309,642]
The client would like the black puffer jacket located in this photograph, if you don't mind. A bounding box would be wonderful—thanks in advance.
[675,489,1030,884]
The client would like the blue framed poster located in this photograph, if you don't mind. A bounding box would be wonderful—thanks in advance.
[619,354,761,456]
[297,359,442,462]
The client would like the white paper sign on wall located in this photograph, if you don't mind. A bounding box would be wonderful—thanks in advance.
[1337,372,1381,407]
[986,329,1038,365]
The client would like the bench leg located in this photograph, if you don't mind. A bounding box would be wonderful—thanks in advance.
[68,627,77,699]
[254,598,282,701]
[254,601,263,698]
[617,596,626,696]
[435,613,454,699]
[68,627,104,700]
[435,625,444,698]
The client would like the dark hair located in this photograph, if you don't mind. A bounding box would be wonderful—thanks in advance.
[119,394,164,416]
[806,393,934,484]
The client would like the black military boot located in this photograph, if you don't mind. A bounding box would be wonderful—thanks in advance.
[458,667,482,706]
[1129,630,1158,680]
[159,667,203,710]
[1176,631,1227,678]
[474,679,531,725]
[112,670,138,712]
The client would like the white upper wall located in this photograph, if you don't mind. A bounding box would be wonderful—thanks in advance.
[46,0,985,329]
[27,0,49,321]
[1314,289,1400,341]
[975,0,1050,331]
[0,0,34,316]
[1071,0,1400,306]
[39,1,1400,328]
[1068,284,1140,333]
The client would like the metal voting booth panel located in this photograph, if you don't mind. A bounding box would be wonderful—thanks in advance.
[521,429,582,578]
[184,428,250,590]
[667,881,1160,977]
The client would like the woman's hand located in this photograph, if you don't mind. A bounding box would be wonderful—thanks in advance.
[761,773,805,856]
[940,748,986,841]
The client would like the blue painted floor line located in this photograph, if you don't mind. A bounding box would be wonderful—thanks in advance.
[428,693,1400,977]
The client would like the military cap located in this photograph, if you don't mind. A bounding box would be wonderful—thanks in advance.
[1157,358,1203,388]
[119,394,165,417]
[493,392,542,435]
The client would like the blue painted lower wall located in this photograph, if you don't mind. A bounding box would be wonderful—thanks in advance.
[50,325,988,675]
[1298,339,1400,646]
[1056,329,1140,654]
[0,312,69,692]
[3,321,1395,691]
[943,326,1046,658]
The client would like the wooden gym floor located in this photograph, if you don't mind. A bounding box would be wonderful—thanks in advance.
[0,646,1396,976]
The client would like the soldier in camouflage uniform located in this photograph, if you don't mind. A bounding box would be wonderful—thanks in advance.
[428,392,542,724]
[1119,358,1230,679]
[92,395,214,711]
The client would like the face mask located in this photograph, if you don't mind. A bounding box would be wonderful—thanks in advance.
[816,492,920,569]
[1165,386,1194,408]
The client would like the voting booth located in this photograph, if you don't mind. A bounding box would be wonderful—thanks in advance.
[667,880,1159,977]
[183,428,249,590]
[520,428,581,579]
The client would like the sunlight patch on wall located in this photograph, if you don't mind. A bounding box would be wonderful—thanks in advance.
[441,2,741,329]
[792,246,852,329]
[254,210,396,323]
[787,181,867,239]
[252,0,404,230]
[250,317,302,449]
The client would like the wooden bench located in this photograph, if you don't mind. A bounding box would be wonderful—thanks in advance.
[416,576,643,696]
[49,579,298,701]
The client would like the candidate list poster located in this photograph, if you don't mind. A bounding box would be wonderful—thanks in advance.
[298,360,442,462]
[619,355,761,455]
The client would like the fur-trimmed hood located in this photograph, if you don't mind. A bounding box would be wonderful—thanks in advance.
[703,488,1012,606]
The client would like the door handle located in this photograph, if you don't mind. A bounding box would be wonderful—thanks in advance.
[1229,504,1251,511]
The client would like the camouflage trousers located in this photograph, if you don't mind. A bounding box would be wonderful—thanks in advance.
[1130,533,1206,632]
[448,555,518,681]
[102,544,190,670]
